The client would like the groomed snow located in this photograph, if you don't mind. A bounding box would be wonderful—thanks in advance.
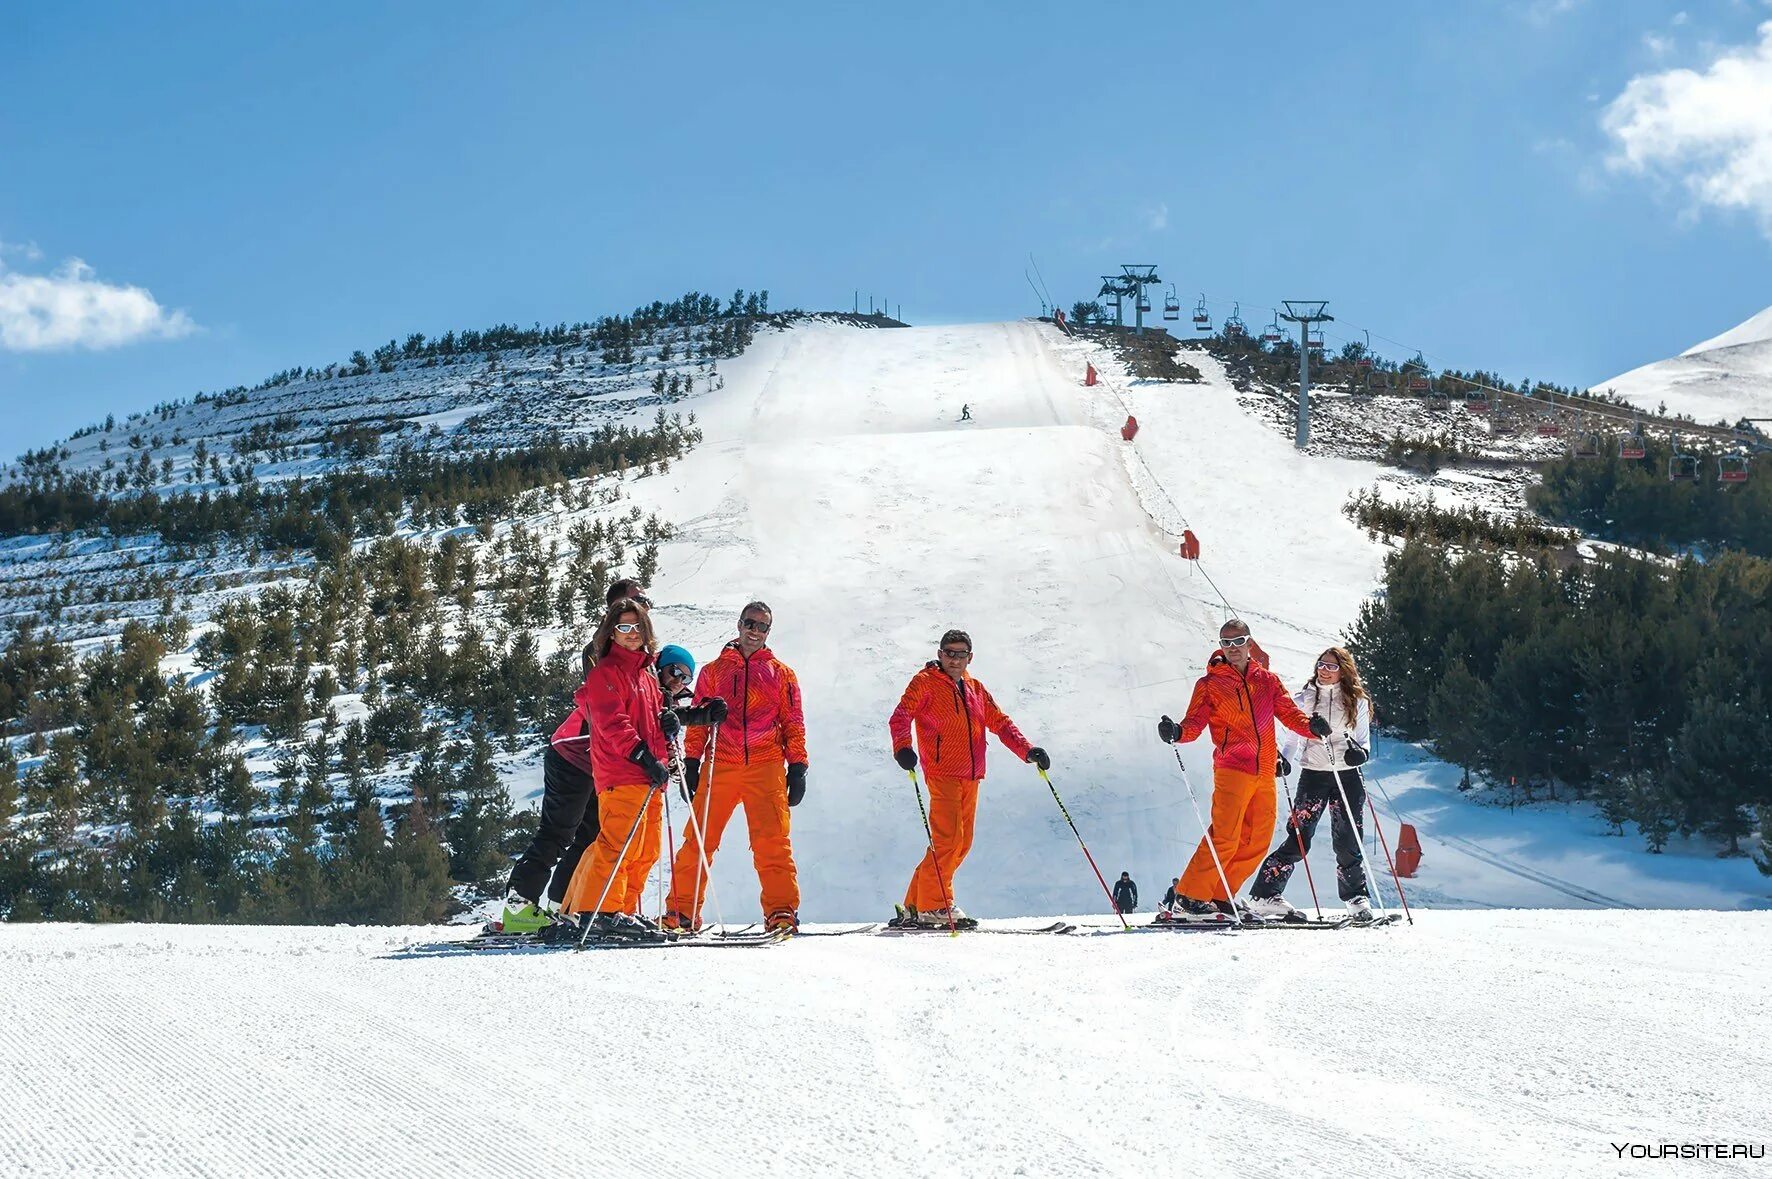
[2,914,1767,1177]
[1599,304,1772,426]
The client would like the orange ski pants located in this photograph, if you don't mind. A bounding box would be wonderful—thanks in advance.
[665,758,798,924]
[902,775,980,912]
[1178,767,1275,902]
[561,783,661,916]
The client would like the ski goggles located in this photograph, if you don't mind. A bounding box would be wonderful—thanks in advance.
[1315,660,1341,671]
[660,664,692,682]
[1217,635,1253,649]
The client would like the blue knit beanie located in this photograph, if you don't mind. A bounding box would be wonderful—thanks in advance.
[656,644,696,680]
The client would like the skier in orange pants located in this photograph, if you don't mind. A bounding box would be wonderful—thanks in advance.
[663,601,808,933]
[889,629,1048,928]
[1157,618,1327,921]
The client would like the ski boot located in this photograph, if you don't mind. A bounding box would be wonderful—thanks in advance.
[580,911,667,944]
[1346,897,1375,926]
[914,906,978,931]
[495,892,556,936]
[765,908,799,934]
[660,910,701,937]
[1244,895,1303,923]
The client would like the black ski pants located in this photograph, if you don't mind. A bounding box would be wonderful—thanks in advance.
[506,746,599,906]
[1250,768,1368,903]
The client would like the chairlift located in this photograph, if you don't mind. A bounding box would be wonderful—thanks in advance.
[1224,302,1247,338]
[1667,433,1699,480]
[1356,329,1373,370]
[1192,295,1210,333]
[1466,387,1490,413]
[1718,453,1751,484]
[1573,432,1603,459]
[1137,294,1151,314]
[1306,331,1325,353]
[1163,284,1180,321]
[1618,430,1646,460]
[1537,422,1562,438]
[1261,313,1282,345]
[1407,374,1430,393]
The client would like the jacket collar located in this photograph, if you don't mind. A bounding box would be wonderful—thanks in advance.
[601,643,655,674]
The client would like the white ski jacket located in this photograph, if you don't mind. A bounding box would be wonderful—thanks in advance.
[1281,680,1371,771]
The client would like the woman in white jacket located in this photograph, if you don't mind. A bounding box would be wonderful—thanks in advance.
[1245,646,1375,923]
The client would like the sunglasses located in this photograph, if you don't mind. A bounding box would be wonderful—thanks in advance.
[1316,660,1341,671]
[939,648,973,660]
[614,622,642,634]
[1218,635,1252,648]
[740,618,771,634]
[661,665,691,680]
[632,594,653,610]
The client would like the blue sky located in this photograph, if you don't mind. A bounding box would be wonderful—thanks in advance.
[5,0,1772,449]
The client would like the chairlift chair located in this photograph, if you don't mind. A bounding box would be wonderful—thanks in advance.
[1306,331,1325,353]
[1466,389,1490,413]
[1192,295,1210,333]
[1667,434,1699,481]
[1718,454,1750,484]
[1537,422,1562,438]
[1224,302,1247,338]
[1163,285,1180,321]
[1407,374,1430,393]
[1573,432,1603,459]
[1619,431,1647,460]
[1137,295,1151,314]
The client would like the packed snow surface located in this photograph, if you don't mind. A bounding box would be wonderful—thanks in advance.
[2,913,1767,1177]
[1600,303,1772,426]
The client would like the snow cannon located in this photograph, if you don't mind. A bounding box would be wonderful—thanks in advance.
[1178,530,1201,561]
[1395,823,1422,878]
[1121,415,1138,441]
[1086,363,1098,387]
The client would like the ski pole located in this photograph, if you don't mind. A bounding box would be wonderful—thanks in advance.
[1322,738,1387,919]
[658,754,678,921]
[1037,767,1128,930]
[1279,766,1324,921]
[676,727,729,935]
[1170,747,1239,924]
[575,781,663,949]
[907,768,959,937]
[1362,776,1415,925]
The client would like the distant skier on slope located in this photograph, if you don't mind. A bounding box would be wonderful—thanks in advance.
[558,598,676,939]
[1112,872,1138,913]
[1156,619,1328,921]
[663,601,808,934]
[960,403,972,421]
[888,628,1049,929]
[498,577,649,935]
[1246,647,1375,924]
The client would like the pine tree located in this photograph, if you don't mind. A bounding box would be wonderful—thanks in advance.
[446,733,518,890]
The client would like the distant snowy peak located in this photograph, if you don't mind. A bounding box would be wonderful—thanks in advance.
[1681,304,1772,357]
[1599,304,1772,427]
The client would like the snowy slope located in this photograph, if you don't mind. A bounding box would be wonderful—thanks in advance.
[554,320,1770,923]
[1599,304,1772,427]
[3,914,1768,1178]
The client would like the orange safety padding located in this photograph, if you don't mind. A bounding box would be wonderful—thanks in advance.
[903,775,981,912]
[1121,415,1138,441]
[1179,529,1201,561]
[1395,822,1422,878]
[1178,767,1274,901]
[666,758,798,925]
[1085,362,1098,387]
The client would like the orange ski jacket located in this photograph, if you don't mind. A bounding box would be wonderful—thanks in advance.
[889,662,1032,780]
[685,642,808,766]
[1178,651,1315,775]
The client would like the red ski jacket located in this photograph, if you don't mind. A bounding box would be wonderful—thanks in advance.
[549,702,594,775]
[1178,651,1315,775]
[575,643,669,792]
[889,662,1032,781]
[684,642,808,767]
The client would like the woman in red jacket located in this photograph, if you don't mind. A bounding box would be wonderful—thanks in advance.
[888,628,1047,928]
[559,597,674,939]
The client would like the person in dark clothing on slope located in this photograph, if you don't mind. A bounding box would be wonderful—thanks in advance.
[1161,877,1181,908]
[1112,872,1138,913]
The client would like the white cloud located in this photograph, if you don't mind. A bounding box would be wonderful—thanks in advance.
[1672,11,1689,26]
[1603,20,1772,236]
[0,252,195,352]
[1524,0,1587,25]
[1143,202,1169,232]
[1642,31,1674,56]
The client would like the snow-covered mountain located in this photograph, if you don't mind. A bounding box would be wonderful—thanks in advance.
[1598,304,1772,427]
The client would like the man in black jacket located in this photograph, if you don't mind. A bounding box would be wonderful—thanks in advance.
[1112,871,1138,914]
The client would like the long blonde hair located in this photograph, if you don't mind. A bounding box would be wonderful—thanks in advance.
[1302,646,1369,726]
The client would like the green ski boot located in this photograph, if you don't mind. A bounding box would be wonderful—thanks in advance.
[498,893,555,936]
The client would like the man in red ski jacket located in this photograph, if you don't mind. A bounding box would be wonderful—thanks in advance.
[1158,618,1327,918]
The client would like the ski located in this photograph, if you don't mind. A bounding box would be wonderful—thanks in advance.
[1101,919,1238,935]
[876,921,1075,937]
[1342,913,1405,929]
[788,924,879,938]
[1237,918,1351,931]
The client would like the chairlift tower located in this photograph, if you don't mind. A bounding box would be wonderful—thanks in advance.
[1280,300,1334,448]
[1099,276,1128,328]
[1120,265,1162,336]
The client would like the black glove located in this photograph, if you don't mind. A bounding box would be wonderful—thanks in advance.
[1026,747,1050,772]
[894,747,918,771]
[1343,742,1368,768]
[1309,715,1332,739]
[658,709,682,741]
[786,762,807,807]
[1158,715,1181,744]
[678,697,727,726]
[1277,753,1292,778]
[682,757,701,799]
[629,742,669,787]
